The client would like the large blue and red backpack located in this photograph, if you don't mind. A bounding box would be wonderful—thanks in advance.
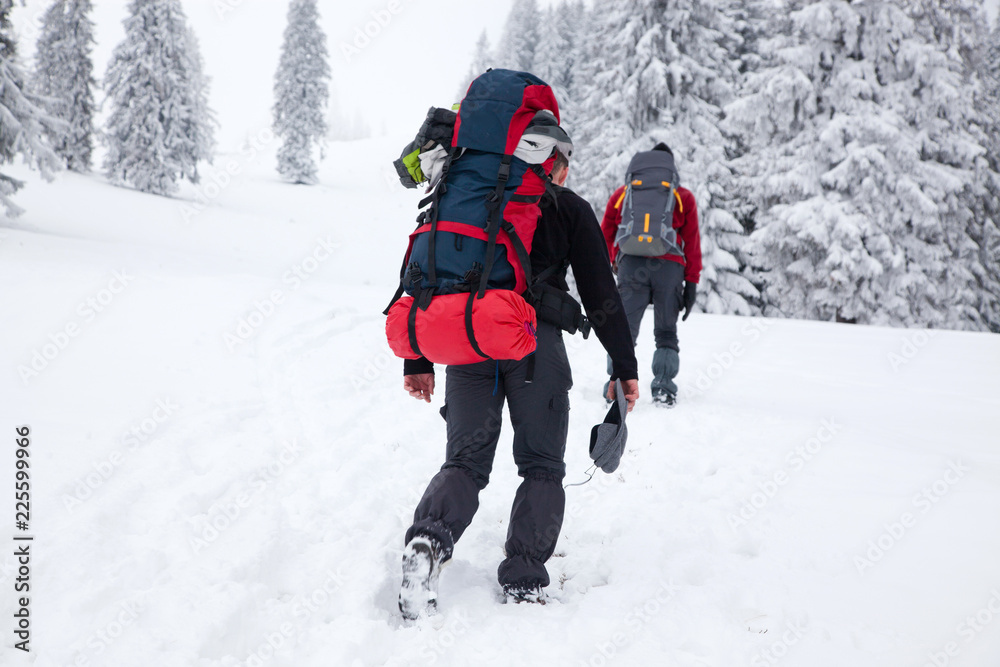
[385,70,563,366]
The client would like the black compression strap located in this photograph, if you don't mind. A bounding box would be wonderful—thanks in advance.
[501,220,534,294]
[525,353,535,384]
[531,258,569,288]
[509,193,541,203]
[464,291,488,359]
[477,155,513,299]
[407,293,423,357]
[531,165,560,211]
[426,148,457,287]
[383,282,405,316]
[383,247,415,315]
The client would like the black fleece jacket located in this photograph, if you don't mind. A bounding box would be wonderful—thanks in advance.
[403,184,639,381]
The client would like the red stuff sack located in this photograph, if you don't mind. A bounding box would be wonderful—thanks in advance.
[386,290,537,366]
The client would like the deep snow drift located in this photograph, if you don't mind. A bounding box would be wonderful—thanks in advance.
[2,137,999,667]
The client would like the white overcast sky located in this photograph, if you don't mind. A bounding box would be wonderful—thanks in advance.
[11,0,532,150]
[10,0,1000,152]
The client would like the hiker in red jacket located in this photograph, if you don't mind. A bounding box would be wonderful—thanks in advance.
[600,143,702,407]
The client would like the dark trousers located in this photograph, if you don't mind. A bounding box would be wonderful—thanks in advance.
[405,322,572,589]
[609,255,685,395]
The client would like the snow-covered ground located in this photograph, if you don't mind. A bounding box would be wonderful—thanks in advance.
[2,135,1000,667]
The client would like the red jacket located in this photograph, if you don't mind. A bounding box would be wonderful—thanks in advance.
[600,184,702,284]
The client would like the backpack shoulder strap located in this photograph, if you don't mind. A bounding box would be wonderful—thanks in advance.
[476,155,514,298]
[532,258,569,287]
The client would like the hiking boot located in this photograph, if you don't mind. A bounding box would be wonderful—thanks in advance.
[502,583,547,605]
[652,390,677,408]
[399,535,445,620]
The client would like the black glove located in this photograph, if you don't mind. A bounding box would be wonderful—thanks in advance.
[682,282,697,321]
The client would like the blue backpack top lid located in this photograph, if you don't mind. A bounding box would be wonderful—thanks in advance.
[453,69,559,156]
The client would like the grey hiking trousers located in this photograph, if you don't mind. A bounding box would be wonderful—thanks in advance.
[609,254,686,396]
[406,321,572,589]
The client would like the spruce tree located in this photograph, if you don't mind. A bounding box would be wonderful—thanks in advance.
[574,0,757,315]
[103,0,214,196]
[457,29,492,98]
[1,0,61,218]
[979,14,1000,331]
[34,0,96,172]
[900,0,995,331]
[495,0,539,73]
[273,0,330,185]
[183,26,216,183]
[534,5,573,94]
[724,0,1000,328]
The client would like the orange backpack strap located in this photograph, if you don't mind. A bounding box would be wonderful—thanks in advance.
[614,188,627,210]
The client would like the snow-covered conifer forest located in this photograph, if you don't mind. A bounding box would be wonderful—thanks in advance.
[491,0,1000,332]
[2,2,999,665]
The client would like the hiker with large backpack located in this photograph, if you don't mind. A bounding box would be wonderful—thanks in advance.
[600,143,702,407]
[385,69,639,619]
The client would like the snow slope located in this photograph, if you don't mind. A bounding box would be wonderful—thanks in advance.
[2,137,1000,667]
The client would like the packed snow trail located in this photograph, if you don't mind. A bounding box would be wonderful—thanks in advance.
[2,139,999,666]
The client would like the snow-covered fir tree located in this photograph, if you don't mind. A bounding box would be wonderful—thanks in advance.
[574,0,758,315]
[533,1,589,151]
[1,0,61,217]
[457,30,493,98]
[989,15,1000,85]
[916,0,1000,333]
[534,5,574,95]
[182,25,216,182]
[724,0,1000,329]
[980,14,1000,331]
[33,0,96,172]
[103,0,214,196]
[273,0,330,185]
[495,0,539,73]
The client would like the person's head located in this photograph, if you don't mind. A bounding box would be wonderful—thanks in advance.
[551,149,570,186]
[652,142,673,156]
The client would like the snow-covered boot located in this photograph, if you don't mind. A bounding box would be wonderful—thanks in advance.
[652,389,677,408]
[399,535,444,620]
[502,583,547,605]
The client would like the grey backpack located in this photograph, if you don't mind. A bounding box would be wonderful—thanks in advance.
[615,150,684,257]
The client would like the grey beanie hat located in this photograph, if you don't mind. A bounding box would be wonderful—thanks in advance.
[589,379,629,473]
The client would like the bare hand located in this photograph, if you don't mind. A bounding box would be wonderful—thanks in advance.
[607,378,640,413]
[403,374,435,403]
